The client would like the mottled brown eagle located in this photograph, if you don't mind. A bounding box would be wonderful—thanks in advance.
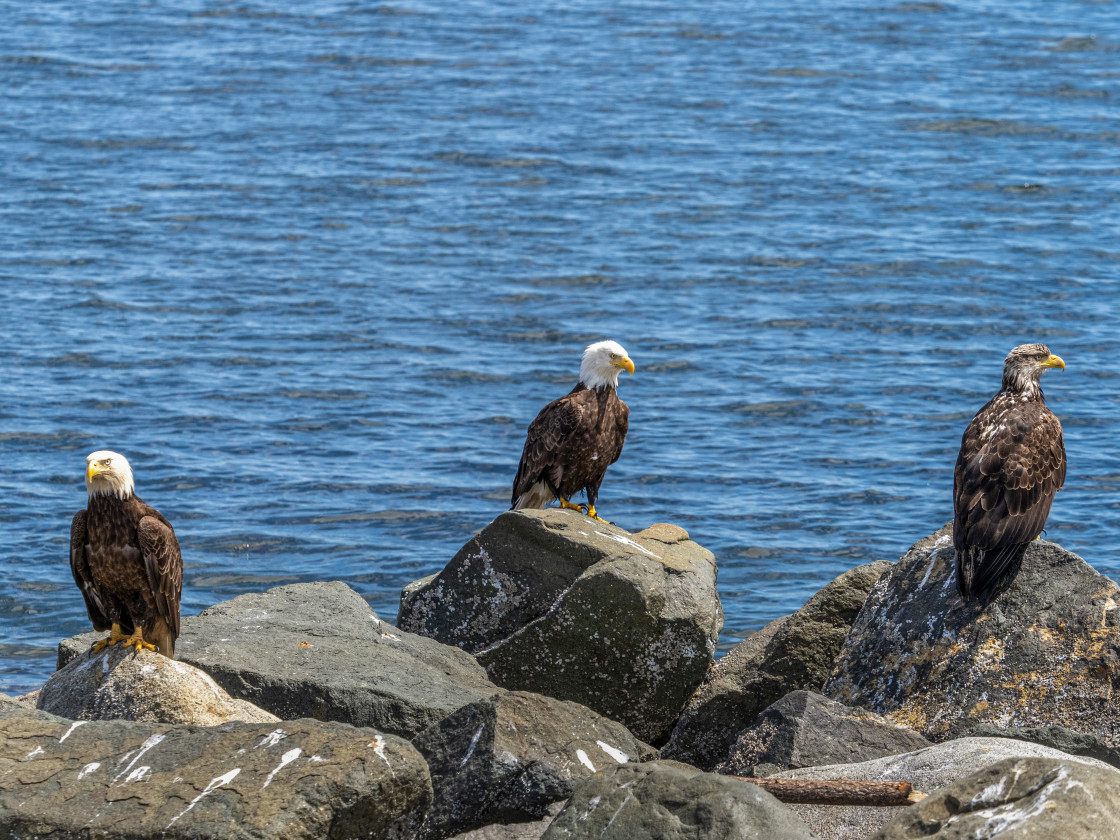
[70,450,183,657]
[953,344,1066,601]
[511,340,634,523]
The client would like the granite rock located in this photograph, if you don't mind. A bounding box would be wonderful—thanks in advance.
[60,581,500,739]
[771,736,1120,840]
[402,510,722,745]
[719,690,930,776]
[414,690,655,839]
[964,723,1120,770]
[0,704,432,840]
[541,760,815,840]
[872,756,1120,839]
[39,644,279,725]
[825,526,1120,744]
[663,559,893,769]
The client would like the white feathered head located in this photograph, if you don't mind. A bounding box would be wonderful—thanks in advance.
[85,450,135,499]
[579,340,635,389]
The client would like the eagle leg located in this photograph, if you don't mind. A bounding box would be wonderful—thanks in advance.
[123,627,158,654]
[586,505,612,525]
[558,497,586,513]
[91,623,129,654]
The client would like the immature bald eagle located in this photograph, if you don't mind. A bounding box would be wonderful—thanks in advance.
[70,450,183,658]
[511,340,634,523]
[953,344,1066,601]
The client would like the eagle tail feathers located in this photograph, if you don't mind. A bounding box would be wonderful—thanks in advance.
[512,481,554,511]
[956,542,1029,602]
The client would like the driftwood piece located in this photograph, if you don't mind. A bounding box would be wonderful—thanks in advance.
[732,777,926,806]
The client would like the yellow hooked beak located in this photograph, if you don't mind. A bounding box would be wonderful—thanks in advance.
[87,461,103,481]
[611,356,635,375]
[1041,354,1065,371]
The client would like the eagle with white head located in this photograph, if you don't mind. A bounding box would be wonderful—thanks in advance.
[511,340,634,523]
[70,450,183,657]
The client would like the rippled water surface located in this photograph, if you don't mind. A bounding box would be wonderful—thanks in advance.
[3,0,1120,693]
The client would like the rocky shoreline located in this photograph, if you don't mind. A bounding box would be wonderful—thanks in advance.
[4,508,1120,839]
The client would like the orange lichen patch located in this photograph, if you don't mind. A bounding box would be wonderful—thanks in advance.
[974,638,1005,670]
[970,699,990,716]
[299,642,312,648]
[888,705,930,733]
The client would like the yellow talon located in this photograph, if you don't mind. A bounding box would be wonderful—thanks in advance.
[559,497,585,512]
[91,623,128,654]
[124,627,157,654]
[586,506,611,524]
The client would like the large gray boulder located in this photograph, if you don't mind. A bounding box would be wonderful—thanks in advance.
[60,581,500,738]
[401,510,722,745]
[718,691,930,777]
[0,703,432,840]
[663,559,892,769]
[39,644,279,725]
[825,527,1120,744]
[414,690,656,840]
[771,736,1120,840]
[872,756,1120,839]
[541,760,815,840]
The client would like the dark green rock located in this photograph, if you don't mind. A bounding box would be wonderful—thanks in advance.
[413,690,656,840]
[825,527,1120,744]
[663,559,893,770]
[871,757,1120,839]
[541,760,815,840]
[719,690,930,776]
[0,706,432,840]
[402,511,722,745]
[59,581,500,738]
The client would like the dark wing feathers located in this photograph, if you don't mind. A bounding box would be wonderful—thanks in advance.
[511,395,585,505]
[69,510,111,632]
[953,394,1065,599]
[137,515,183,638]
[609,401,630,465]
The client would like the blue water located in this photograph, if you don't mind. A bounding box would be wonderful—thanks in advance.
[3,0,1119,695]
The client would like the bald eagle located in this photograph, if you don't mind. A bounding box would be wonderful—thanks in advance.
[953,344,1066,601]
[70,450,183,658]
[511,340,634,523]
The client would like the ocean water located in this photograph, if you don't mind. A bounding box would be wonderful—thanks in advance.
[2,0,1119,694]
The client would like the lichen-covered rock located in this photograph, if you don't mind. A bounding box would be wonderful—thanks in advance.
[825,527,1120,744]
[401,510,722,745]
[718,691,930,777]
[413,690,656,840]
[541,760,815,840]
[0,705,432,840]
[663,559,892,769]
[871,757,1120,840]
[38,645,279,725]
[60,582,500,738]
[771,737,1120,840]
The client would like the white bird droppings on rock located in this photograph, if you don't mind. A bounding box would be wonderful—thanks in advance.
[263,747,302,788]
[114,733,164,782]
[59,720,87,743]
[123,765,151,784]
[24,746,43,761]
[576,748,596,771]
[256,728,287,749]
[77,762,100,780]
[165,768,241,830]
[372,734,394,776]
[596,741,629,763]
